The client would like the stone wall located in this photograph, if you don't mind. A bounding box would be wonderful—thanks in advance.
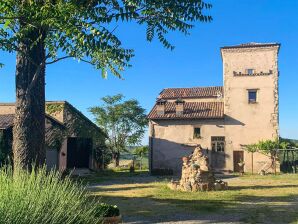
[46,101,106,170]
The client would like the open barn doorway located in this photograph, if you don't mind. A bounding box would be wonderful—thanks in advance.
[67,137,92,168]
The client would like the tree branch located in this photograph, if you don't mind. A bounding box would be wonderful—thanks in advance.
[45,56,72,65]
[46,55,95,66]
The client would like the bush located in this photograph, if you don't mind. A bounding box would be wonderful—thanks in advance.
[0,166,103,224]
[95,203,120,217]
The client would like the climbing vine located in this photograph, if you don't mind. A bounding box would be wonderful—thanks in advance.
[46,102,107,164]
[46,104,64,115]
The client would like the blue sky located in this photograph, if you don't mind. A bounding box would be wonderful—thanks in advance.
[0,0,297,143]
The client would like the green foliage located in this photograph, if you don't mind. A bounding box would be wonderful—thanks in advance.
[244,139,295,155]
[280,137,298,148]
[95,203,120,217]
[132,145,148,170]
[0,0,212,77]
[89,94,147,163]
[257,139,279,157]
[0,166,103,224]
[242,143,258,153]
[133,145,148,158]
[46,104,64,115]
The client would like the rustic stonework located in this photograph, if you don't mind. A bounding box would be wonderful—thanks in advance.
[168,146,227,191]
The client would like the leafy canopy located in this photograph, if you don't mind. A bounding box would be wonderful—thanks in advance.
[242,143,258,153]
[0,0,212,77]
[133,145,148,158]
[89,94,147,153]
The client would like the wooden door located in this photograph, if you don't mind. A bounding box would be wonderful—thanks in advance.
[233,151,244,172]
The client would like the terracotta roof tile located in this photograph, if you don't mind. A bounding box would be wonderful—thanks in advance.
[159,86,223,99]
[0,114,14,129]
[148,102,224,120]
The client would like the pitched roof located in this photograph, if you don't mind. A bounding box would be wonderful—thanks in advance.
[221,42,280,49]
[0,114,65,130]
[148,102,224,120]
[46,101,103,134]
[158,86,223,99]
[0,114,14,129]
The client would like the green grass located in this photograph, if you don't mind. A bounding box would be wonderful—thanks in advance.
[0,166,103,224]
[87,171,298,223]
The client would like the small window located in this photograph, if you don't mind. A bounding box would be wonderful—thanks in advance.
[248,90,257,103]
[247,69,254,75]
[211,136,225,152]
[193,128,201,139]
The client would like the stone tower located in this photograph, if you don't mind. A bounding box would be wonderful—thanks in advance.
[221,43,280,172]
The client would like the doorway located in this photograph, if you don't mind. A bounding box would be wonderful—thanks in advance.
[233,151,244,172]
[67,137,92,168]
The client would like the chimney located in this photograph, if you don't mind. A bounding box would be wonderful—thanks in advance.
[156,99,166,116]
[175,98,185,116]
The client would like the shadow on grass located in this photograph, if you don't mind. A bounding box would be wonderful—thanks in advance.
[229,184,298,190]
[91,194,237,223]
[84,172,298,223]
[91,193,298,223]
[89,185,155,192]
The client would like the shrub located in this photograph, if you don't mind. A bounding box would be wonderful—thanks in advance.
[0,166,103,224]
[95,203,120,217]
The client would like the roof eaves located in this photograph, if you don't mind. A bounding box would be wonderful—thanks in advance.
[45,114,66,129]
[221,43,280,50]
[62,101,103,134]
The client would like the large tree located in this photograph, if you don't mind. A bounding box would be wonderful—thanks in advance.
[132,145,148,170]
[89,94,147,167]
[0,0,212,169]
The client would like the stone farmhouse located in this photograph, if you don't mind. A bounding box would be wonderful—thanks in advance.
[148,43,280,174]
[0,101,106,171]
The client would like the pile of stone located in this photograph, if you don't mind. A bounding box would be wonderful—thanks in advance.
[169,146,227,192]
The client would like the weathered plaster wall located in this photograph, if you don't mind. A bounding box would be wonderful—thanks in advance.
[149,119,225,174]
[221,46,279,172]
[0,104,15,114]
[150,45,280,174]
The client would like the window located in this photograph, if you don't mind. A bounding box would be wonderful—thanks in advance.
[193,127,201,139]
[248,90,257,103]
[247,69,254,75]
[211,136,225,152]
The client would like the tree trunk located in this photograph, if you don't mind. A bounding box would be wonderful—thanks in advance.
[140,155,142,170]
[13,27,46,170]
[112,151,120,167]
[251,152,254,174]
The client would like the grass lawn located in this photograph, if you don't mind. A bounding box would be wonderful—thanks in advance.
[84,171,298,223]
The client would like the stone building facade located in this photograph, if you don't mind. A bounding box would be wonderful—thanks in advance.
[148,43,280,174]
[0,101,106,171]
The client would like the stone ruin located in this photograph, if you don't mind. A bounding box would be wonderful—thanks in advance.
[169,145,228,192]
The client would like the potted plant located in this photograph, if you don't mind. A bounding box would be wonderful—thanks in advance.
[95,203,121,224]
